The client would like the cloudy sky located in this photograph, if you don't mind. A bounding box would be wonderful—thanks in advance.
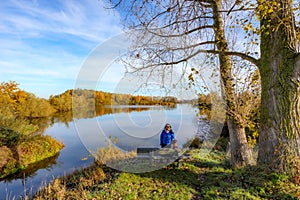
[0,0,123,98]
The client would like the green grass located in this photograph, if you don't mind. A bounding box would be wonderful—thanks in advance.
[32,149,300,200]
[95,171,196,200]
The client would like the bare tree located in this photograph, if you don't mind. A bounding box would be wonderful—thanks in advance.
[107,0,300,173]
[107,0,259,167]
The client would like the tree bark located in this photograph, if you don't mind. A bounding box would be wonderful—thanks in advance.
[258,0,300,173]
[212,0,254,167]
[227,118,254,167]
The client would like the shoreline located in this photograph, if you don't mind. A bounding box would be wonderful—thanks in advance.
[0,135,64,180]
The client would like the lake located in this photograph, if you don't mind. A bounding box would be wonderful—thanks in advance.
[0,104,204,199]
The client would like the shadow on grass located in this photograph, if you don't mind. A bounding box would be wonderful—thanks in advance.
[132,157,299,200]
[188,159,230,169]
[140,167,199,185]
[196,164,300,200]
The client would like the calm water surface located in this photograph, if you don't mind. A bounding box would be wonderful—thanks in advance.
[0,104,200,199]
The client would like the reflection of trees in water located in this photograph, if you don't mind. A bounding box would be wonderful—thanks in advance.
[1,105,178,140]
[52,112,74,127]
[53,105,177,125]
[23,105,159,132]
[29,116,52,134]
[95,106,151,116]
[1,152,60,182]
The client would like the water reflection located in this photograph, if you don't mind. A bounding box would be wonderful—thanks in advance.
[75,104,198,154]
[52,105,158,125]
[26,105,158,132]
[1,153,60,182]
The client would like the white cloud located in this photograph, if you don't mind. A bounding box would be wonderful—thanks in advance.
[0,0,123,97]
[1,0,121,41]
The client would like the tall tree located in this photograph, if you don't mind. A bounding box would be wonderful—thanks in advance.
[211,0,255,167]
[257,0,300,174]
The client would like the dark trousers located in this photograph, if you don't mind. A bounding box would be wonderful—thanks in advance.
[161,144,170,148]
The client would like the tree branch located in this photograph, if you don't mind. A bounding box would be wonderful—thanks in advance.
[133,49,260,69]
[145,25,214,38]
[144,4,179,27]
[146,16,213,31]
[133,41,216,52]
[168,41,216,51]
[192,0,215,4]
[223,7,255,14]
[205,50,260,67]
[105,0,122,9]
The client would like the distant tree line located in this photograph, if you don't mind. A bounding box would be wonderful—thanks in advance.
[49,89,177,112]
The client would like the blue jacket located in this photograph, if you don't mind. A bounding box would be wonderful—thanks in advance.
[160,130,175,146]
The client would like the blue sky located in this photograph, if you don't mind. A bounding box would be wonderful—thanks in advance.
[0,0,123,98]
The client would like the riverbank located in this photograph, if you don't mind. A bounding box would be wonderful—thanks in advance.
[0,134,64,179]
[32,149,299,199]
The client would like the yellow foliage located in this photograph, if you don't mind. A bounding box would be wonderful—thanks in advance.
[247,130,259,148]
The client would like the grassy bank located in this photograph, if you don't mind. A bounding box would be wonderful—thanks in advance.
[32,149,300,200]
[0,134,64,179]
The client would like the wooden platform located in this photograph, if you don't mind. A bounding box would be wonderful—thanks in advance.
[136,147,160,154]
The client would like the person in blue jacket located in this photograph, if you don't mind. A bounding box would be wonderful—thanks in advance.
[160,123,175,148]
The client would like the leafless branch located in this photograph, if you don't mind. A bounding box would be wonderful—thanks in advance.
[105,0,122,9]
[145,15,213,30]
[138,50,258,70]
[145,25,214,38]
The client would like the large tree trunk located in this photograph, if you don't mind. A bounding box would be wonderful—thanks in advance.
[258,0,300,174]
[212,0,254,167]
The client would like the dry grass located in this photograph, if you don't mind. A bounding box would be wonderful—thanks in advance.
[33,164,108,200]
[93,142,137,166]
